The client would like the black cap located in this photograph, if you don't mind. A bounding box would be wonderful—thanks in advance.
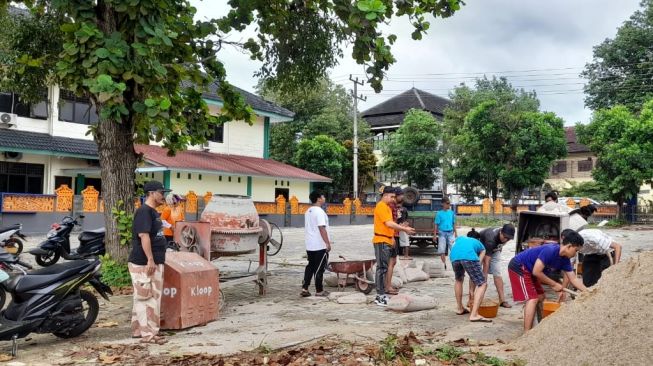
[381,186,396,195]
[501,223,515,239]
[143,180,171,193]
[394,187,404,195]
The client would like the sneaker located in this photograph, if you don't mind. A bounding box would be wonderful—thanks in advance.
[374,295,388,307]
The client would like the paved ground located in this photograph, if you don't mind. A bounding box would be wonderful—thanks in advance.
[4,224,653,364]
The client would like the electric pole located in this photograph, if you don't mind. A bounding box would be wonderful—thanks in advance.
[350,75,366,200]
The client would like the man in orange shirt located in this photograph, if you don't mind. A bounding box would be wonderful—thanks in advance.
[373,187,415,306]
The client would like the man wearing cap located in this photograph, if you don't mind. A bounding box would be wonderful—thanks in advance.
[128,180,170,344]
[478,224,515,308]
[373,186,415,306]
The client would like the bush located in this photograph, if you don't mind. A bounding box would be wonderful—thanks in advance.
[100,254,132,287]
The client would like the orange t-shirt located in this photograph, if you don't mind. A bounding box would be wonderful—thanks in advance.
[161,206,185,237]
[373,200,395,244]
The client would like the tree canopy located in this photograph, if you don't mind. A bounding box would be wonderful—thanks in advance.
[294,135,348,188]
[444,77,566,207]
[576,101,653,213]
[382,108,442,189]
[0,0,464,261]
[582,0,653,112]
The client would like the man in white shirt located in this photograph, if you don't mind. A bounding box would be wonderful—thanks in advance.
[301,191,332,297]
[579,229,622,286]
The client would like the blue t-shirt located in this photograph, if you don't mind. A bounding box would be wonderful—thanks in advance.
[511,244,573,275]
[435,209,455,231]
[450,236,485,262]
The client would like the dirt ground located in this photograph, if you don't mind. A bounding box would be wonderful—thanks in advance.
[3,224,652,365]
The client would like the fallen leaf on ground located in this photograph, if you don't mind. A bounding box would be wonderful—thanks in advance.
[99,353,120,364]
[96,321,120,328]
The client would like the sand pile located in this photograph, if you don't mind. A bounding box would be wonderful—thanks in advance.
[511,251,653,366]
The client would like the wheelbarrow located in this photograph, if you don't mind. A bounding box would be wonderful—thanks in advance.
[327,255,375,294]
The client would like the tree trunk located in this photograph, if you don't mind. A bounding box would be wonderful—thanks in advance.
[617,198,624,221]
[510,188,521,221]
[96,117,138,263]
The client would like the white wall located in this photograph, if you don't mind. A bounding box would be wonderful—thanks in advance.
[251,177,310,203]
[168,172,248,196]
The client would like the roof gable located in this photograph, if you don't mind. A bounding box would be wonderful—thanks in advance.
[362,88,450,117]
[565,126,591,153]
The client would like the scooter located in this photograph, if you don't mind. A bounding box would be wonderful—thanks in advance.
[0,224,27,255]
[0,257,111,356]
[0,248,33,309]
[29,216,105,267]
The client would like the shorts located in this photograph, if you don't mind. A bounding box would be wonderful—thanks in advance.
[488,251,502,276]
[399,231,409,247]
[508,265,544,302]
[389,244,398,258]
[437,231,455,255]
[452,260,486,287]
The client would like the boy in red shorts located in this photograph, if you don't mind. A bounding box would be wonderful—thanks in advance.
[508,230,588,331]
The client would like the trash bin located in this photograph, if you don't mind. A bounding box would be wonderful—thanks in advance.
[160,251,220,330]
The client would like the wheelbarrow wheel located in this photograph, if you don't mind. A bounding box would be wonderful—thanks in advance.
[355,278,373,294]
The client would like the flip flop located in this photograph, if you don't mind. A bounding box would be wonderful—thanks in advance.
[315,291,330,297]
[470,317,493,323]
[456,308,470,315]
[500,301,513,308]
[385,289,399,295]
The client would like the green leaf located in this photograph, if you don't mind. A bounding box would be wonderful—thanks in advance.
[365,12,377,20]
[96,48,110,58]
[159,98,171,110]
[144,98,157,107]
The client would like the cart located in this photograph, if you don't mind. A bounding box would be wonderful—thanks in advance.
[327,256,375,294]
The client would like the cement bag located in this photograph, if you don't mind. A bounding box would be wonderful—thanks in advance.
[405,267,429,282]
[327,292,350,301]
[423,261,447,278]
[414,260,425,272]
[335,293,367,304]
[324,273,340,287]
[569,213,588,232]
[394,263,408,283]
[387,294,437,312]
[391,276,403,289]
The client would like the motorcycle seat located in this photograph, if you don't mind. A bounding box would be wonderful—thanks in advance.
[78,227,105,242]
[0,224,20,234]
[8,260,95,293]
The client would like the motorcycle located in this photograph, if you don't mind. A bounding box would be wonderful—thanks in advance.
[0,224,27,255]
[0,257,111,356]
[0,248,33,309]
[29,216,105,267]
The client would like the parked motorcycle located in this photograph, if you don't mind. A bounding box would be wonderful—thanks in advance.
[0,224,27,255]
[0,248,33,309]
[0,257,111,356]
[28,216,105,267]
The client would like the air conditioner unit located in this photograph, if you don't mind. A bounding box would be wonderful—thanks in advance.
[3,151,22,160]
[0,113,17,128]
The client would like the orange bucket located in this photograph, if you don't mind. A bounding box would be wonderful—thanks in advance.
[478,299,499,318]
[542,300,560,318]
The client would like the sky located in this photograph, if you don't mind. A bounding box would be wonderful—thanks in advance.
[190,0,642,125]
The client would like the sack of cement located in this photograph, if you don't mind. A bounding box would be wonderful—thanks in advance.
[324,273,352,287]
[394,262,408,283]
[423,261,447,278]
[366,268,374,282]
[398,257,415,268]
[335,293,367,304]
[414,260,425,271]
[387,294,437,312]
[392,276,403,289]
[405,267,429,282]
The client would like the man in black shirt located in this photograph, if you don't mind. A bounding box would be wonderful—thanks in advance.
[479,224,515,309]
[128,180,170,344]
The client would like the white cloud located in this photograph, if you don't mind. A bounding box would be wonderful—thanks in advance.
[190,0,642,124]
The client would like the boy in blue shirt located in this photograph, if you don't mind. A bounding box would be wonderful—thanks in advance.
[450,229,490,322]
[508,230,588,331]
[434,197,456,266]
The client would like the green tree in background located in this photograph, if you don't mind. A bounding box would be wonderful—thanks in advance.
[0,0,464,261]
[294,135,348,192]
[576,102,653,216]
[560,181,611,202]
[342,140,377,197]
[444,77,543,201]
[382,109,442,189]
[582,0,653,113]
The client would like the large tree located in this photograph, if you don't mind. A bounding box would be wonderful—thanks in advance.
[294,135,348,191]
[382,108,442,189]
[582,0,653,113]
[0,0,463,261]
[443,77,542,201]
[576,102,653,216]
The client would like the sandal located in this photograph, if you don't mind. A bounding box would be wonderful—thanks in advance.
[385,287,399,295]
[315,291,330,297]
[500,301,512,308]
[140,335,167,344]
[300,290,311,297]
[456,308,470,315]
[470,317,492,323]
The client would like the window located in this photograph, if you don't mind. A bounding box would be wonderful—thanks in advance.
[59,90,99,125]
[577,160,593,172]
[275,188,289,201]
[54,176,73,191]
[209,124,224,143]
[552,161,567,174]
[0,162,45,194]
[0,91,48,119]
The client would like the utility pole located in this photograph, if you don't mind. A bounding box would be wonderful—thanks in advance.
[350,75,366,200]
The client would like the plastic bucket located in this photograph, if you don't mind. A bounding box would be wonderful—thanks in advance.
[478,299,499,318]
[542,300,561,318]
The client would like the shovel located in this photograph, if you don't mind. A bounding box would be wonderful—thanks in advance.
[562,287,579,297]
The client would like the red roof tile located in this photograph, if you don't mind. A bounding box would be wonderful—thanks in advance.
[135,145,331,182]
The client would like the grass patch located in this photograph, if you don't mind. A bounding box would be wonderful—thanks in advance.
[457,216,507,228]
[99,255,132,287]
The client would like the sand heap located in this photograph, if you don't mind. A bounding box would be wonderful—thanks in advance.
[511,251,653,366]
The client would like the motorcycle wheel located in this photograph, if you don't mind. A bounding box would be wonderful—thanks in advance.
[52,290,99,339]
[0,287,6,310]
[35,251,60,267]
[2,238,23,255]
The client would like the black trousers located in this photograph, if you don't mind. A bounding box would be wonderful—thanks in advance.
[582,253,611,287]
[303,249,328,292]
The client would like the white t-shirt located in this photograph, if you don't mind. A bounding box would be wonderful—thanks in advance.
[579,229,612,255]
[305,206,329,251]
